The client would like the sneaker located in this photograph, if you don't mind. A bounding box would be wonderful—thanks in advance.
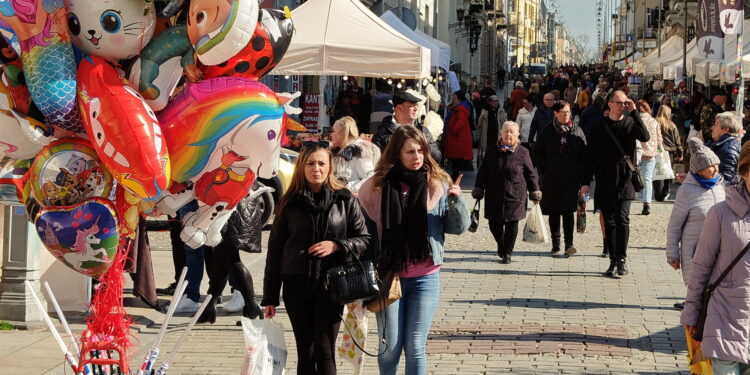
[642,204,650,215]
[564,245,577,257]
[500,255,511,264]
[604,262,616,277]
[550,246,561,254]
[156,283,177,296]
[673,302,684,311]
[172,295,202,314]
[221,290,245,313]
[616,260,629,276]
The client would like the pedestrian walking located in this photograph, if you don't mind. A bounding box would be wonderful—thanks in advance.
[516,97,536,148]
[581,90,650,277]
[666,138,724,311]
[358,125,469,375]
[509,81,528,121]
[444,91,474,181]
[331,116,381,193]
[706,112,742,184]
[473,121,542,264]
[653,105,683,201]
[681,142,750,373]
[527,93,555,146]
[697,89,727,142]
[373,91,441,163]
[533,101,586,257]
[635,100,663,215]
[262,144,371,375]
[477,94,508,158]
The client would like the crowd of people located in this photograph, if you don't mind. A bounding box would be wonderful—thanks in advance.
[154,63,750,374]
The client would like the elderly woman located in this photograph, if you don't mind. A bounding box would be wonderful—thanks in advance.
[707,112,742,184]
[635,100,663,215]
[533,100,587,257]
[331,116,381,193]
[665,139,725,311]
[681,142,750,373]
[473,121,541,264]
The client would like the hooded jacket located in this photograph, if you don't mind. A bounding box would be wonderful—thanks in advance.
[681,182,750,363]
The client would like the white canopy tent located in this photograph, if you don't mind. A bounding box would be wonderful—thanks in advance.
[380,11,449,71]
[633,36,683,75]
[661,38,696,79]
[414,28,450,72]
[269,0,431,79]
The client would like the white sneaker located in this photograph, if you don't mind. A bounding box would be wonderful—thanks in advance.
[221,290,245,313]
[172,294,201,314]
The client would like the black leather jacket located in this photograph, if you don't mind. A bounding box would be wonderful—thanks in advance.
[261,187,370,306]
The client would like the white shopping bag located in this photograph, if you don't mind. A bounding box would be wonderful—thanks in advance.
[337,302,368,375]
[523,204,550,244]
[241,318,288,375]
[653,150,676,181]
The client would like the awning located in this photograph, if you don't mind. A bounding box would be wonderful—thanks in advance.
[380,11,449,71]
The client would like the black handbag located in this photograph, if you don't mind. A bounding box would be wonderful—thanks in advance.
[602,120,644,192]
[468,200,481,233]
[693,240,750,341]
[324,255,380,305]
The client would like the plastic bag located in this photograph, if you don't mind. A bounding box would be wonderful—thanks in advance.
[685,326,713,374]
[337,302,368,375]
[523,204,550,244]
[241,318,288,375]
[576,199,587,233]
[653,150,675,181]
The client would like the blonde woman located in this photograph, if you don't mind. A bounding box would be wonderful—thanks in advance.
[262,144,371,375]
[330,116,381,193]
[653,105,683,201]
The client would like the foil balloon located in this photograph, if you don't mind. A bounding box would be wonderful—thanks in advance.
[0,158,26,205]
[187,0,259,66]
[29,137,113,207]
[156,77,299,248]
[77,55,170,201]
[201,8,293,80]
[35,197,119,279]
[129,55,182,111]
[0,0,82,132]
[136,24,198,101]
[0,36,33,116]
[64,0,156,62]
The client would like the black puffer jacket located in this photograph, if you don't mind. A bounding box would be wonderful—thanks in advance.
[220,196,262,253]
[261,187,370,307]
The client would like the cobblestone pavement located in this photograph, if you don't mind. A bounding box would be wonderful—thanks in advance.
[3,190,690,374]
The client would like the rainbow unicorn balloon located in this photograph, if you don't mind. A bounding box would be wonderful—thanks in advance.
[157,76,300,248]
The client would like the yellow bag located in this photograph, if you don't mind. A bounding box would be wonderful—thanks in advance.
[685,326,713,375]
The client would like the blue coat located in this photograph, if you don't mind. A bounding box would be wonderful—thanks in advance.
[706,134,741,183]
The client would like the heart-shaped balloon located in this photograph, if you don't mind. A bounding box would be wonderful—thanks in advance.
[35,198,119,279]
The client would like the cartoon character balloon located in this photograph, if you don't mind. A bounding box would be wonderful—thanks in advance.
[187,0,259,66]
[156,77,299,248]
[77,56,170,201]
[64,0,156,62]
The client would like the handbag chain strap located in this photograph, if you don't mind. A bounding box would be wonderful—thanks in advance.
[602,119,638,173]
[473,199,481,211]
[704,240,750,295]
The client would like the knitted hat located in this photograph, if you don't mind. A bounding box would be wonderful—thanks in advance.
[688,138,721,173]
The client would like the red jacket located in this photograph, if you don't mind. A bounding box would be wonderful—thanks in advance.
[444,103,473,160]
[509,88,528,120]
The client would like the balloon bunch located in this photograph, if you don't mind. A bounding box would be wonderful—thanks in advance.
[0,0,298,373]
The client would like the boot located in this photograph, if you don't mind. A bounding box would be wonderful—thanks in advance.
[642,203,650,215]
[604,261,616,277]
[198,295,219,324]
[551,238,561,254]
[229,262,262,318]
[616,259,629,276]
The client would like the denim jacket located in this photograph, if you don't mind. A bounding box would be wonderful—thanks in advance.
[358,180,470,266]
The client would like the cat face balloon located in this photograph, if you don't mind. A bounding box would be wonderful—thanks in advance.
[65,0,156,62]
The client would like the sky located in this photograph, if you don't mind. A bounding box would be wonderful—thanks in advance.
[556,0,600,57]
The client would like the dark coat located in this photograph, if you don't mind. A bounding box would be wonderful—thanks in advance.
[578,105,604,138]
[475,144,540,222]
[372,116,442,163]
[262,188,370,307]
[582,111,650,210]
[509,88,529,120]
[534,122,587,214]
[698,101,724,141]
[444,102,473,160]
[706,134,741,183]
[528,106,553,143]
[220,196,262,253]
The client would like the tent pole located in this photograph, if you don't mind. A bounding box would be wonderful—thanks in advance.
[318,75,327,130]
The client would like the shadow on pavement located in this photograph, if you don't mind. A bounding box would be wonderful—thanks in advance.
[450,297,670,311]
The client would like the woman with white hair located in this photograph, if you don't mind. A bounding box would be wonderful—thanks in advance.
[473,121,542,264]
[707,112,742,183]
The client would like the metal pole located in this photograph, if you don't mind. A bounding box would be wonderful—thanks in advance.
[642,0,647,59]
[657,0,662,57]
[682,0,687,80]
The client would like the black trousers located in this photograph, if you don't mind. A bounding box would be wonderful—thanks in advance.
[283,278,342,375]
[168,215,185,284]
[488,218,519,256]
[600,200,632,262]
[204,240,256,304]
[548,212,575,247]
[652,179,672,201]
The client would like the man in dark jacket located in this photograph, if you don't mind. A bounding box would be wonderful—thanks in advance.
[581,90,650,278]
[372,91,442,162]
[579,95,606,137]
[527,93,555,145]
[698,89,727,142]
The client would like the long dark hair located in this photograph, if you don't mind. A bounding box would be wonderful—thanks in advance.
[371,125,450,189]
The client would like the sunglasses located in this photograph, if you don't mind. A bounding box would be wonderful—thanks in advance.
[302,140,330,149]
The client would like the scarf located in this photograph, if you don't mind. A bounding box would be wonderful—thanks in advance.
[299,186,333,281]
[552,118,574,153]
[380,163,431,272]
[692,173,721,189]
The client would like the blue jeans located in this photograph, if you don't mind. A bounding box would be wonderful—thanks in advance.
[179,201,204,302]
[376,272,440,375]
[711,358,750,375]
[639,157,656,204]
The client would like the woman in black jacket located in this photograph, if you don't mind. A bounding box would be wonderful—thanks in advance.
[473,121,542,264]
[534,101,587,256]
[262,144,370,375]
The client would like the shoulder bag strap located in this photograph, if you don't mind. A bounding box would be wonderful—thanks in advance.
[705,240,750,294]
[602,120,638,173]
